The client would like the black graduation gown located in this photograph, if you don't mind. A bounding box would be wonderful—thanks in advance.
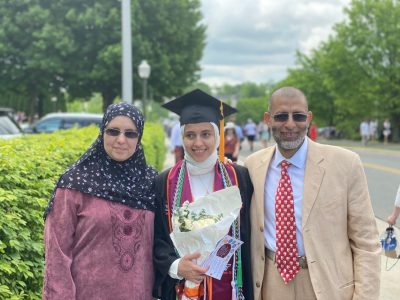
[152,164,254,300]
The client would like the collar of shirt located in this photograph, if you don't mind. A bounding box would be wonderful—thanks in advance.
[272,137,308,170]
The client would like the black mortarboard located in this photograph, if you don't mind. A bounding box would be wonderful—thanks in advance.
[162,89,237,126]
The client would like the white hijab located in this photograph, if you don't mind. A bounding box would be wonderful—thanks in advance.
[181,122,220,199]
[181,122,220,175]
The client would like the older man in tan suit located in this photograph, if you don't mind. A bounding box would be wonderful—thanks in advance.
[245,87,380,300]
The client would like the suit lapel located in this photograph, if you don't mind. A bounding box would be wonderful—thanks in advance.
[302,140,325,229]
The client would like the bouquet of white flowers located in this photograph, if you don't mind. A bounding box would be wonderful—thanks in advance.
[173,202,223,232]
[170,186,242,300]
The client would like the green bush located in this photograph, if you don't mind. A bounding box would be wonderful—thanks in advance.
[0,124,165,299]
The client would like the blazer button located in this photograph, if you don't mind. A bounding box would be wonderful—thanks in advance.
[256,281,261,288]
[259,226,264,232]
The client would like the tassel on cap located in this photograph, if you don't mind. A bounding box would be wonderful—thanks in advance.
[218,101,225,162]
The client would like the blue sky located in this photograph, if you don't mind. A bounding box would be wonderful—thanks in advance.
[199,0,351,86]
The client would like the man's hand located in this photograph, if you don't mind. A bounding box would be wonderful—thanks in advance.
[177,252,208,284]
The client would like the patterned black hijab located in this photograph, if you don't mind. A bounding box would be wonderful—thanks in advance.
[44,102,158,219]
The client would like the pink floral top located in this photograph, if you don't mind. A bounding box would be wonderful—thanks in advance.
[43,188,154,300]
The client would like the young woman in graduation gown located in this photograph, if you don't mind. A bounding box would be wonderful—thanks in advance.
[152,89,254,300]
[43,103,157,299]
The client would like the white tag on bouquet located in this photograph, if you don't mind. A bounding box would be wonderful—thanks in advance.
[201,235,243,280]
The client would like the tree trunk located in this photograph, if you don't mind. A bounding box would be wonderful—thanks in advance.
[37,94,44,118]
[101,90,115,113]
[392,113,400,143]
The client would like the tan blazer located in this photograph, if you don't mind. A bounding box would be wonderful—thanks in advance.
[245,139,381,300]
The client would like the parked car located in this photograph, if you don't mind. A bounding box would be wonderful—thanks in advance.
[0,108,24,139]
[25,112,103,134]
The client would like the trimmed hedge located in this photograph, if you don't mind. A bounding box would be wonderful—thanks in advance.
[0,124,165,299]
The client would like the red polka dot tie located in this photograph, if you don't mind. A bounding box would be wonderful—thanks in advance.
[275,160,300,283]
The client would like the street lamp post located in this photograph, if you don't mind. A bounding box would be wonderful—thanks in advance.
[121,0,133,104]
[138,60,151,118]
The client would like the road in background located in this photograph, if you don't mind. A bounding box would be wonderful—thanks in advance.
[237,138,400,222]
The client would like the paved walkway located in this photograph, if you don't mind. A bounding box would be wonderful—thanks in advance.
[162,138,400,299]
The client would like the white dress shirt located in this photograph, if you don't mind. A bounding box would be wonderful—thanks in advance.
[264,138,308,256]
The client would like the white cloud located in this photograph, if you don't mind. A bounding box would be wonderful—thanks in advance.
[199,0,351,86]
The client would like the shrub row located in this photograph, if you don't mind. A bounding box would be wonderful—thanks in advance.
[0,124,165,299]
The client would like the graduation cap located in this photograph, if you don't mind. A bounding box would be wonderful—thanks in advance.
[162,89,237,126]
[162,89,237,161]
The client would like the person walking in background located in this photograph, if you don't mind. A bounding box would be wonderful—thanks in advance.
[235,122,244,144]
[308,122,317,141]
[153,89,253,300]
[228,116,244,144]
[258,120,270,148]
[245,86,380,300]
[387,184,400,226]
[170,121,184,163]
[224,121,241,162]
[244,118,257,151]
[383,118,391,145]
[360,119,370,146]
[369,119,378,142]
[43,102,157,299]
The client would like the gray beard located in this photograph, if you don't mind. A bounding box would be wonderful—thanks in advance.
[279,137,304,150]
[272,127,306,150]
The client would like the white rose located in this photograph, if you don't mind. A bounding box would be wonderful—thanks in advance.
[184,219,194,231]
[191,218,215,230]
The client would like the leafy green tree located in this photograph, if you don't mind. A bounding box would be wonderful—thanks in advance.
[0,0,206,116]
[236,97,266,125]
[133,0,205,103]
[54,0,206,111]
[336,0,400,141]
[67,93,103,113]
[0,0,74,120]
[216,84,241,99]
[279,0,400,141]
[280,50,337,128]
[58,0,123,112]
[238,82,269,98]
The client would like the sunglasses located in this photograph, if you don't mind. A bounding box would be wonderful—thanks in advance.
[105,128,139,139]
[272,112,308,122]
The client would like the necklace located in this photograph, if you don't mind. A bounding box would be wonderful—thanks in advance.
[188,171,214,197]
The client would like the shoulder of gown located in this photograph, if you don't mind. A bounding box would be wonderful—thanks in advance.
[232,164,254,300]
[153,168,179,300]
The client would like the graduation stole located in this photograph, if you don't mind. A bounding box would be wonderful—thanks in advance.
[166,160,244,300]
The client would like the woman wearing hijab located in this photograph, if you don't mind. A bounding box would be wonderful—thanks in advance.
[42,102,157,300]
[153,89,254,300]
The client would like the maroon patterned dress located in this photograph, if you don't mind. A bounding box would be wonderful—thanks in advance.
[43,188,154,300]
